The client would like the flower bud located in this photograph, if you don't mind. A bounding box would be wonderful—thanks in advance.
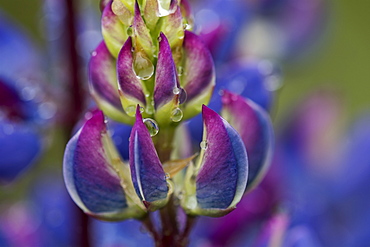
[221,91,274,192]
[129,106,171,210]
[63,110,146,220]
[181,105,248,217]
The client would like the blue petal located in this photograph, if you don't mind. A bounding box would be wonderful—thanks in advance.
[0,122,42,183]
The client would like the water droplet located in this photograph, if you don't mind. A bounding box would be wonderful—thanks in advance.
[177,66,183,76]
[165,25,171,33]
[187,196,197,209]
[183,23,192,30]
[200,141,208,150]
[171,108,183,122]
[125,105,136,117]
[133,52,154,80]
[156,0,170,17]
[158,36,162,42]
[91,51,97,57]
[179,88,187,104]
[131,46,135,53]
[126,26,133,36]
[165,173,170,179]
[139,106,145,114]
[146,108,153,114]
[84,112,93,120]
[143,118,159,136]
[177,30,184,39]
[112,0,125,15]
[173,87,180,95]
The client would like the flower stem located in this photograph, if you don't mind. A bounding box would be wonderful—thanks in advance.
[153,125,176,162]
[64,0,84,135]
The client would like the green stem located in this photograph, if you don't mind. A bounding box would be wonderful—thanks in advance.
[153,125,176,162]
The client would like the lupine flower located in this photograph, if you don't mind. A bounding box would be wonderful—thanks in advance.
[193,0,328,62]
[0,13,56,183]
[0,175,76,246]
[276,90,370,246]
[63,0,275,245]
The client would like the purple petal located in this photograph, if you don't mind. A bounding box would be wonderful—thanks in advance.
[64,111,144,220]
[129,106,169,209]
[184,105,248,216]
[181,31,215,117]
[101,0,128,57]
[100,0,110,12]
[117,37,146,107]
[154,33,178,109]
[89,41,131,123]
[180,0,192,21]
[221,91,274,192]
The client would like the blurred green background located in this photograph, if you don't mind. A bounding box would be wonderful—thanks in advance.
[1,0,370,125]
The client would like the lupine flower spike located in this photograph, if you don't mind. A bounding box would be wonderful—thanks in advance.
[63,0,274,244]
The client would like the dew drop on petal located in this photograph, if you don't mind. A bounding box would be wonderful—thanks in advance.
[145,108,153,115]
[177,66,183,76]
[133,52,154,80]
[179,88,187,104]
[84,112,93,120]
[156,0,170,17]
[171,108,183,122]
[165,173,170,179]
[200,141,208,150]
[126,26,133,36]
[187,196,197,210]
[125,105,136,117]
[173,87,180,95]
[146,105,154,115]
[139,106,145,114]
[143,118,159,136]
[112,0,125,15]
[177,30,184,39]
[183,23,192,30]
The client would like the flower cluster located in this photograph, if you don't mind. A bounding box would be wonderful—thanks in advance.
[63,0,274,244]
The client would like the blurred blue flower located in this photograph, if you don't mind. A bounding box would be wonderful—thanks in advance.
[277,90,370,246]
[0,13,56,183]
[0,175,76,246]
